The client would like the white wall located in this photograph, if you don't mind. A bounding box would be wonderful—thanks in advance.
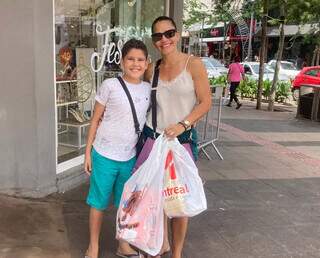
[0,0,56,197]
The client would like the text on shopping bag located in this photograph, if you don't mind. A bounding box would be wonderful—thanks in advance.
[163,150,190,200]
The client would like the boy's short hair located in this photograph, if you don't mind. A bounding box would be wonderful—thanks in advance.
[121,39,148,59]
[152,16,177,34]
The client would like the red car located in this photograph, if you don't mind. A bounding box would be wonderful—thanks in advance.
[292,66,320,99]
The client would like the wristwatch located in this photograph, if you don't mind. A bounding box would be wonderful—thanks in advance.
[179,120,191,130]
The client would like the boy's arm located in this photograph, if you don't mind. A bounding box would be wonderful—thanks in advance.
[85,101,105,156]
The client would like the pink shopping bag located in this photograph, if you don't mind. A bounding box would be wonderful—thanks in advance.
[116,135,168,256]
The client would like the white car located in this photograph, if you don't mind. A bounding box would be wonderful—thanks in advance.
[268,60,300,80]
[201,57,228,78]
[241,62,290,81]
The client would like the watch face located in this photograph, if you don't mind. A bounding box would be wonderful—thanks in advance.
[184,120,191,126]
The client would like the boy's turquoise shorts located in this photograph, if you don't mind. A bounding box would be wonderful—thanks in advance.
[86,148,136,211]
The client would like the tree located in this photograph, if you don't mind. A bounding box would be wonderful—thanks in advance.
[183,0,212,56]
[183,0,210,29]
[285,0,320,66]
[268,1,286,111]
[268,0,320,110]
[211,0,319,110]
[256,0,269,110]
[184,0,232,57]
[212,1,232,63]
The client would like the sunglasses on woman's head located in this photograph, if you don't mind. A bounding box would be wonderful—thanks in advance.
[151,29,176,42]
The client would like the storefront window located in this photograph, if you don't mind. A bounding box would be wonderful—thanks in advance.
[54,0,165,169]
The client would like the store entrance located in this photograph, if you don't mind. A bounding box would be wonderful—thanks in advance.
[54,0,165,172]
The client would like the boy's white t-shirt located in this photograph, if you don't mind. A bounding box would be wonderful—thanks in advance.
[93,77,151,161]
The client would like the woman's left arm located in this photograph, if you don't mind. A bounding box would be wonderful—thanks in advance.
[165,57,212,138]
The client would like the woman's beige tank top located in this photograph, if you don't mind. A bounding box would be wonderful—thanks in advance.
[146,56,197,133]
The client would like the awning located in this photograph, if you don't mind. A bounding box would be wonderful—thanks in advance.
[200,36,230,42]
[184,21,227,33]
[256,24,319,37]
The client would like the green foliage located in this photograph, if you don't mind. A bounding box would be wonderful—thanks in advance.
[239,79,258,99]
[210,75,228,87]
[284,0,320,45]
[275,81,291,102]
[241,0,263,20]
[262,79,272,99]
[183,0,211,28]
[183,0,232,29]
[238,79,291,102]
[212,1,232,23]
[286,0,320,24]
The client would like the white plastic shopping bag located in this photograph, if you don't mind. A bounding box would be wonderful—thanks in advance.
[116,135,168,256]
[163,139,207,218]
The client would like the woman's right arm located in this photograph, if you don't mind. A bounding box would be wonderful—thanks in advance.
[84,101,105,174]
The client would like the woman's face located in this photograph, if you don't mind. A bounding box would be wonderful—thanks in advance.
[152,20,179,55]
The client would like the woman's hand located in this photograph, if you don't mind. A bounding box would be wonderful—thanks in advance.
[164,123,185,139]
[84,152,92,175]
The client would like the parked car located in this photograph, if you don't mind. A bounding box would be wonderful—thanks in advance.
[285,59,297,65]
[241,62,290,81]
[292,66,320,100]
[201,57,228,78]
[268,60,300,80]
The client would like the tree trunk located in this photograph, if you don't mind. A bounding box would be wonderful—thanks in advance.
[222,21,227,64]
[312,46,318,66]
[312,48,315,66]
[268,6,285,111]
[256,0,268,110]
[316,46,320,65]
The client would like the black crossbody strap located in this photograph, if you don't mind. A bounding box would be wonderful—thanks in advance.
[117,77,140,135]
[151,59,162,134]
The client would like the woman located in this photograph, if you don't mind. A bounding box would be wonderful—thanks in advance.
[143,16,211,258]
[226,55,244,109]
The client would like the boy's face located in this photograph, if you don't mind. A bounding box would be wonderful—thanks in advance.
[121,49,148,80]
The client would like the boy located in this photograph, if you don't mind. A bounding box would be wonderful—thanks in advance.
[84,39,150,258]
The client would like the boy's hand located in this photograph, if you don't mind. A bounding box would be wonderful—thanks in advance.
[84,154,92,175]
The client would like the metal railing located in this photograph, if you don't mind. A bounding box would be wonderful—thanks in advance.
[196,86,224,160]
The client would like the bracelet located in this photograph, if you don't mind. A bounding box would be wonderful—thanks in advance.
[178,122,187,131]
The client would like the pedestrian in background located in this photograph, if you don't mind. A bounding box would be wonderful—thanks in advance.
[226,55,244,109]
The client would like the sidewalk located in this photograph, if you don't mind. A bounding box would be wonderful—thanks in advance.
[1,100,320,258]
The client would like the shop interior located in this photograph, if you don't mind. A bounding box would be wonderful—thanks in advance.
[54,0,164,164]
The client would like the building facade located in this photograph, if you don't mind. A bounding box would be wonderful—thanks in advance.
[0,0,183,197]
